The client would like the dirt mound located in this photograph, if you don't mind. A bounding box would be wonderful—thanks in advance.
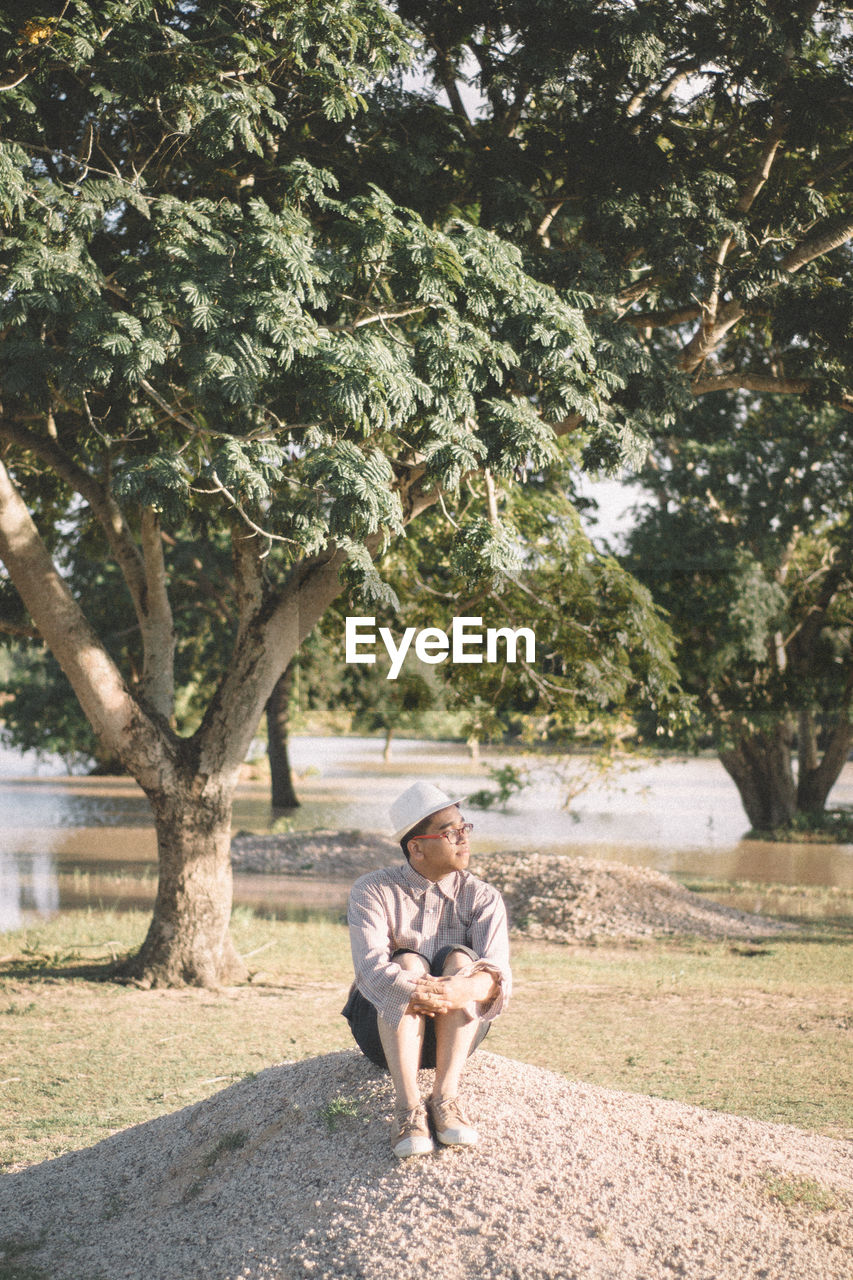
[471,852,789,942]
[2,1051,850,1280]
[231,832,786,941]
[231,829,400,880]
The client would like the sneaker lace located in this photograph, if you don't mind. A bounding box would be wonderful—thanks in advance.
[433,1096,468,1125]
[396,1105,427,1137]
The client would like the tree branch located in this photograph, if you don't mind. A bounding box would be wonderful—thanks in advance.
[231,523,267,653]
[0,419,149,615]
[0,618,39,639]
[139,378,201,435]
[536,201,565,248]
[690,371,853,412]
[780,216,853,275]
[0,459,170,787]
[625,306,701,330]
[430,45,477,139]
[139,508,175,720]
[196,546,349,783]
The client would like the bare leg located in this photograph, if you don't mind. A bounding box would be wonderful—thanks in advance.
[432,948,483,1103]
[377,952,429,1111]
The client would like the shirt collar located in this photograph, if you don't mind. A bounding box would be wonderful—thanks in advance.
[400,860,463,900]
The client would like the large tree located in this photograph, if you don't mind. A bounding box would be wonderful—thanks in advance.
[2,1,852,984]
[0,1,613,985]
[365,0,853,436]
[625,394,853,830]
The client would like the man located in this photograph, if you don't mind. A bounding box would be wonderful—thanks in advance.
[342,781,512,1158]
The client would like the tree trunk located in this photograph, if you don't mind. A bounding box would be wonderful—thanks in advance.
[796,715,853,814]
[718,719,797,829]
[266,662,300,810]
[121,774,247,988]
[383,725,393,762]
[0,457,351,987]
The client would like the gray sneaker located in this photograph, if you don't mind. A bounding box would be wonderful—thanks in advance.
[392,1104,433,1158]
[428,1096,479,1146]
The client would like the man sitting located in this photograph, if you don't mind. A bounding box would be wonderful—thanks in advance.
[342,781,512,1158]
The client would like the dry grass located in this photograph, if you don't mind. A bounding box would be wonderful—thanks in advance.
[0,902,850,1172]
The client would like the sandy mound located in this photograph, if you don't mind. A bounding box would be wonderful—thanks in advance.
[470,852,789,942]
[231,829,400,880]
[231,832,785,941]
[2,1051,850,1280]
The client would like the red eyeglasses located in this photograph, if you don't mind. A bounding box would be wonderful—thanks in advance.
[413,823,473,846]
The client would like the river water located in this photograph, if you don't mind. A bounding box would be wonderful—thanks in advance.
[2,737,852,931]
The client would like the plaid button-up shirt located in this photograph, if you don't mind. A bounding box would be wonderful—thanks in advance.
[347,860,512,1029]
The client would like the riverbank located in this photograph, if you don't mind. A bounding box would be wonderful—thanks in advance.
[3,743,853,937]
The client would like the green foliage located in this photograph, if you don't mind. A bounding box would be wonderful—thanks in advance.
[0,0,625,777]
[746,808,853,845]
[328,466,687,751]
[626,395,853,747]
[625,393,853,822]
[202,1130,249,1168]
[762,1174,839,1214]
[0,647,103,771]
[467,764,530,811]
[1,0,849,810]
[363,0,853,440]
[319,1095,361,1132]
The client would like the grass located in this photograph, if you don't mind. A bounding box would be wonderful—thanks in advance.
[762,1173,840,1213]
[319,1095,362,1132]
[0,895,850,1171]
[201,1130,250,1168]
[679,877,853,929]
[0,1232,48,1280]
[746,806,853,844]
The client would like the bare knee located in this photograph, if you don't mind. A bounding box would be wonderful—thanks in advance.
[441,948,474,976]
[396,951,430,976]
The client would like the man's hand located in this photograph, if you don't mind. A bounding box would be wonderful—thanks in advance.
[406,971,498,1017]
[406,979,451,1018]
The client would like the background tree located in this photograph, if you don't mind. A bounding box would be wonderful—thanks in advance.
[265,662,300,809]
[366,0,853,437]
[624,394,853,830]
[322,466,683,759]
[0,0,614,986]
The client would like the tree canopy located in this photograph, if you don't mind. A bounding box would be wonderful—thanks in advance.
[0,0,622,984]
[366,0,853,436]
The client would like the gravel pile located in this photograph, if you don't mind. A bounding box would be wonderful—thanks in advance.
[231,829,400,880]
[231,832,786,942]
[470,852,790,942]
[2,1050,849,1280]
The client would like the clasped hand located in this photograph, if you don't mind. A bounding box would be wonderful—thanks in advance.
[406,973,471,1018]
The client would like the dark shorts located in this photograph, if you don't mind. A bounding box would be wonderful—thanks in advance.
[341,944,491,1070]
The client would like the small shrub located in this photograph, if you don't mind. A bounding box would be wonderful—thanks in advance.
[202,1130,250,1168]
[763,1173,839,1213]
[320,1095,360,1132]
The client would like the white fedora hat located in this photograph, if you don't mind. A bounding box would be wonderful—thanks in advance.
[390,782,467,842]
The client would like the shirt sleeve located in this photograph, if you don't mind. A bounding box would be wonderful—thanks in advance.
[347,879,417,1029]
[461,884,512,1022]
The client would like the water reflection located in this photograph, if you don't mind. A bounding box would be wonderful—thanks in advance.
[0,851,59,931]
[0,737,851,930]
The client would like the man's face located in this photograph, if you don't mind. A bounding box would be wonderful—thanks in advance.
[408,804,471,882]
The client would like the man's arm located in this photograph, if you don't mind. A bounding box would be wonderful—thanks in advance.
[347,881,418,1029]
[412,968,499,1014]
[414,883,511,1019]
